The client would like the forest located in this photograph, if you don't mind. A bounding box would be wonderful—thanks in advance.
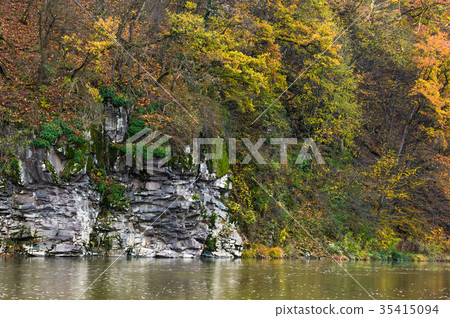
[0,0,449,261]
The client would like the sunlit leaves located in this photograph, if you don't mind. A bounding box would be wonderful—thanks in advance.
[411,31,450,146]
[166,8,284,112]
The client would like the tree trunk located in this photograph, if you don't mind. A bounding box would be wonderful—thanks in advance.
[20,0,35,25]
[398,101,421,158]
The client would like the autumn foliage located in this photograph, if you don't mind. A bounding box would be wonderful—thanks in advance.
[0,0,449,258]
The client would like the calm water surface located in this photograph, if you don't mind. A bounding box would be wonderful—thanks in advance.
[0,258,448,299]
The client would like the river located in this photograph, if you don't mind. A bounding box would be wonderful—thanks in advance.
[0,258,448,299]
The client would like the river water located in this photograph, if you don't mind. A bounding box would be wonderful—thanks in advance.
[0,258,448,299]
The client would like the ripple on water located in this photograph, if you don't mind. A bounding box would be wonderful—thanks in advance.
[0,258,448,299]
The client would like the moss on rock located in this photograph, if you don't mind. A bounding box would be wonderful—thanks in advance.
[43,158,59,184]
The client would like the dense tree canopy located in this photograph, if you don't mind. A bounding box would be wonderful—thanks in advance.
[0,0,449,259]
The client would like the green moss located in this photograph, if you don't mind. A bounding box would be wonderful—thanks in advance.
[154,146,167,159]
[61,146,89,179]
[43,158,59,183]
[62,157,85,178]
[170,153,195,171]
[86,155,94,173]
[108,145,119,168]
[204,236,217,252]
[6,157,21,184]
[209,141,229,178]
[192,192,200,201]
[200,209,217,227]
[90,125,105,170]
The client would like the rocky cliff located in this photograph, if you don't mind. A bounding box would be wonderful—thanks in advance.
[0,106,243,258]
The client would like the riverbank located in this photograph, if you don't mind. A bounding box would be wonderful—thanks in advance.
[2,243,449,262]
[240,244,450,262]
[1,252,449,263]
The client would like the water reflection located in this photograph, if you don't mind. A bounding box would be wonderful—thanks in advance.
[0,258,448,299]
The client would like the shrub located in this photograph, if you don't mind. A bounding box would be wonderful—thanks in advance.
[33,138,50,148]
[127,119,146,137]
[91,170,128,209]
[410,254,428,262]
[40,122,62,144]
[327,243,343,255]
[99,86,116,100]
[391,250,410,262]
[241,248,257,259]
[240,244,272,259]
[255,245,270,259]
[33,118,86,148]
[369,252,390,261]
[67,134,86,146]
[54,118,74,135]
[204,236,217,252]
[112,94,134,108]
[99,86,134,108]
[269,247,285,259]
[370,227,401,254]
[6,157,21,184]
[153,146,167,158]
[340,232,369,259]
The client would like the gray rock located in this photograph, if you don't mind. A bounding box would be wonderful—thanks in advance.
[156,250,179,258]
[145,182,161,191]
[0,144,243,259]
[105,104,128,143]
[51,243,82,256]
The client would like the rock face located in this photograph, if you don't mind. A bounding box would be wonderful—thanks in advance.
[0,143,243,258]
[0,179,99,256]
[104,103,129,144]
[103,168,243,259]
